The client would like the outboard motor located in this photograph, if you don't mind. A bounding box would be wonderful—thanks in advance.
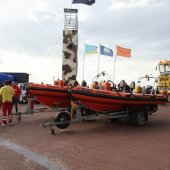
[119,80,126,92]
[145,85,153,94]
[130,81,135,92]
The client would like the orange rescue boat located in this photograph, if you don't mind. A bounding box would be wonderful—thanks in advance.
[28,83,71,108]
[69,86,168,112]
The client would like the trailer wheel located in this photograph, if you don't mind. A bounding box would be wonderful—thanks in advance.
[54,112,71,129]
[135,111,148,126]
[168,95,170,103]
[16,113,21,122]
[50,128,55,135]
[17,116,21,122]
[110,118,119,122]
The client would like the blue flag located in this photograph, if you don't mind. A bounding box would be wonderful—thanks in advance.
[85,44,98,54]
[100,45,113,57]
[72,0,95,5]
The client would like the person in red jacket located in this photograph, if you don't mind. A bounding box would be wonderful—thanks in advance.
[12,81,21,113]
[0,80,3,110]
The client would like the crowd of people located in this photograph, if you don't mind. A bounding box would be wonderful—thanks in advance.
[0,80,21,127]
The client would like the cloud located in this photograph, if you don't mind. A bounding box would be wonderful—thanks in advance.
[0,0,66,57]
[109,0,163,9]
[0,0,169,84]
[78,0,170,60]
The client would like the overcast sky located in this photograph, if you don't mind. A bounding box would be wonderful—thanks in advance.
[0,0,170,85]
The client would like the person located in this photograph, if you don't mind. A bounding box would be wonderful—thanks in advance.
[0,80,14,126]
[0,80,3,88]
[123,83,131,93]
[90,81,99,89]
[81,80,87,87]
[70,100,78,119]
[0,80,3,109]
[73,80,79,86]
[0,80,3,105]
[70,80,80,119]
[11,81,22,113]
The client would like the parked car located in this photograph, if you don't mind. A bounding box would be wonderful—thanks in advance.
[18,83,28,103]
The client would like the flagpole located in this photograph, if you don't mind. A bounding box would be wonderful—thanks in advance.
[113,45,117,83]
[82,43,86,81]
[98,43,100,74]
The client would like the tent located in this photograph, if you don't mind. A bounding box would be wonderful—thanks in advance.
[0,72,14,85]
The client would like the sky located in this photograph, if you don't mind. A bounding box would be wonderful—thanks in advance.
[0,0,170,85]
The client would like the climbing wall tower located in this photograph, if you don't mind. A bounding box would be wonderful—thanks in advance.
[62,8,78,85]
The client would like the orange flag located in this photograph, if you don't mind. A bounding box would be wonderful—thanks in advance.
[116,45,131,58]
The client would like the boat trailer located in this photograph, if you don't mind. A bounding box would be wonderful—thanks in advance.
[12,98,52,122]
[12,98,157,135]
[40,105,156,135]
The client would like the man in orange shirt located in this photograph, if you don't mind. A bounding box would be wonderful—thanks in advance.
[12,81,21,113]
[0,80,14,126]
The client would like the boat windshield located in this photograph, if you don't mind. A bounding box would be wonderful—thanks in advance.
[159,64,164,73]
[159,63,170,74]
[137,76,157,91]
[165,64,170,72]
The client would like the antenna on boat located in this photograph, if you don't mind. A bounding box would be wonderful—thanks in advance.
[113,48,117,83]
[92,71,111,82]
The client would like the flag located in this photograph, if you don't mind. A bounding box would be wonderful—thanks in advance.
[117,45,131,57]
[72,0,95,5]
[85,44,98,54]
[100,45,113,57]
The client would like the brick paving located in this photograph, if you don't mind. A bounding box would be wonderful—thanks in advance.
[0,104,170,170]
[0,145,47,170]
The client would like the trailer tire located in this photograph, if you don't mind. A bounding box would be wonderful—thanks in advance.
[17,115,21,122]
[54,111,71,129]
[129,109,148,126]
[135,111,148,126]
[110,118,119,122]
[168,95,170,103]
[50,128,55,135]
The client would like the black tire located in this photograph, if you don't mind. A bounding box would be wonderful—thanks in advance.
[135,111,148,126]
[50,128,55,135]
[168,95,170,103]
[129,109,148,126]
[110,118,119,122]
[17,116,21,122]
[54,112,71,129]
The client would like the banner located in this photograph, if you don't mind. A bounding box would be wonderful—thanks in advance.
[117,45,131,57]
[72,0,95,5]
[85,44,98,54]
[100,45,113,57]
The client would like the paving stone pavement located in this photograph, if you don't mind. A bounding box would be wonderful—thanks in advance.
[0,104,170,170]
